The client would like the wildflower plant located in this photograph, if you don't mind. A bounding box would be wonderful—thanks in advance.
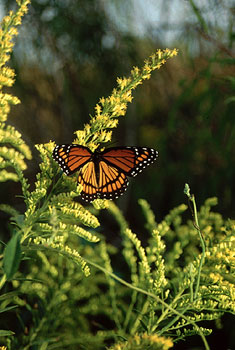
[0,0,31,184]
[0,1,234,350]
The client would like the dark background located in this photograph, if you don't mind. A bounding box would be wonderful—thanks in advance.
[1,1,234,348]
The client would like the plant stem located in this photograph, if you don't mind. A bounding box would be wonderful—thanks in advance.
[85,257,210,350]
[189,0,208,33]
[28,221,210,349]
[191,194,206,300]
[189,263,194,303]
[184,184,206,301]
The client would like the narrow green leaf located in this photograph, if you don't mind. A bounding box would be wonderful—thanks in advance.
[3,232,21,280]
[0,329,15,336]
[0,305,18,314]
[0,291,20,301]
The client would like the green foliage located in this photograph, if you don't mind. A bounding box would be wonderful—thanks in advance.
[1,192,234,349]
[0,0,32,184]
[3,232,21,280]
[106,198,235,347]
[0,1,234,350]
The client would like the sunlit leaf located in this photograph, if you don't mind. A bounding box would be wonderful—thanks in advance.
[3,232,21,280]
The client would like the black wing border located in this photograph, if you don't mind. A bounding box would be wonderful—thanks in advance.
[52,144,93,176]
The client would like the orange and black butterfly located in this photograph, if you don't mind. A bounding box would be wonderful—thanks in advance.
[53,145,158,202]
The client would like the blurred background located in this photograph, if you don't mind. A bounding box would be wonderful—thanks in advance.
[1,1,235,349]
[1,0,234,220]
[1,0,234,219]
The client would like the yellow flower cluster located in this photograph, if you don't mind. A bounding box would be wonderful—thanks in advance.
[33,235,90,276]
[49,192,100,228]
[73,48,178,150]
[0,0,30,80]
[0,92,20,122]
[109,332,173,350]
[151,229,168,293]
[138,199,157,232]
[0,0,31,183]
[124,228,151,281]
[0,145,27,170]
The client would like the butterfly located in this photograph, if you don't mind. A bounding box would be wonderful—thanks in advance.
[52,144,158,202]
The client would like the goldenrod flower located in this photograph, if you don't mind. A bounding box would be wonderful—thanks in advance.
[0,0,31,184]
[70,48,178,149]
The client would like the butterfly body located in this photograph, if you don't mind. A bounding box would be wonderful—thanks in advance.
[53,144,158,202]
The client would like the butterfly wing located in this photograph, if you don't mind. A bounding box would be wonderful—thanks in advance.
[97,161,129,200]
[53,144,92,175]
[78,160,128,201]
[100,146,158,177]
[78,161,99,202]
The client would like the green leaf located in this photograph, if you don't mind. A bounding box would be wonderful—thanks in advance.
[0,329,15,336]
[0,291,20,301]
[14,214,25,226]
[0,305,18,314]
[3,232,21,280]
[225,96,235,104]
